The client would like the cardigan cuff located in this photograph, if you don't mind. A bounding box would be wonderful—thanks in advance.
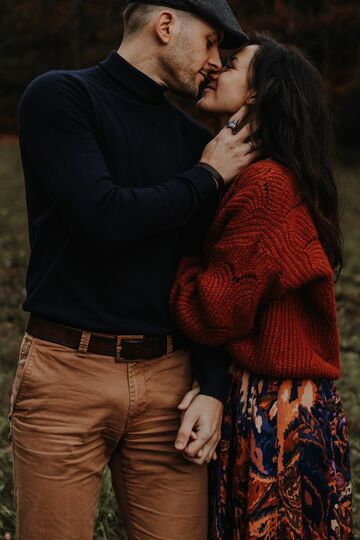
[191,344,232,404]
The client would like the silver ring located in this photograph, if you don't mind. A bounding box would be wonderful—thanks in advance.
[247,140,256,152]
[226,119,239,134]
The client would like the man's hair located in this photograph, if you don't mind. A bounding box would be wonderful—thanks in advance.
[123,3,159,38]
[123,2,193,39]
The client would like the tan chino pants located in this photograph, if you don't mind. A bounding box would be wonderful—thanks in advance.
[9,333,208,540]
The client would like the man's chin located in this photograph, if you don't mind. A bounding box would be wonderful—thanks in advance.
[167,79,199,100]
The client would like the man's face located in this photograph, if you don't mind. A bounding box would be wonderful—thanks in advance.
[161,17,223,98]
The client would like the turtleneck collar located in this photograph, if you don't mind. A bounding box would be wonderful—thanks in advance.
[99,50,167,104]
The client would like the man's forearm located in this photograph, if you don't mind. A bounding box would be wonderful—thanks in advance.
[19,73,220,255]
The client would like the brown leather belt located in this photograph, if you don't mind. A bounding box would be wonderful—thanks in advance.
[26,316,188,362]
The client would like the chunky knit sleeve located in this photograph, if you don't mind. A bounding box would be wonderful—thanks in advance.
[170,164,285,346]
[170,160,339,378]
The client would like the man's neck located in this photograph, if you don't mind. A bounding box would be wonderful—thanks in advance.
[117,42,168,89]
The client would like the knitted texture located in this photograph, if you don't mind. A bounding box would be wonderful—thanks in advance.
[170,159,340,379]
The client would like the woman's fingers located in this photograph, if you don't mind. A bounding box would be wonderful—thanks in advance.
[228,104,250,126]
[239,148,261,166]
[227,113,260,143]
[184,431,221,465]
[204,442,220,463]
[227,105,259,136]
[234,122,254,141]
[244,139,262,154]
[190,443,211,463]
[246,149,261,164]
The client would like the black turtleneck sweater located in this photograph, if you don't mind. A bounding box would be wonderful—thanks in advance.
[18,51,231,401]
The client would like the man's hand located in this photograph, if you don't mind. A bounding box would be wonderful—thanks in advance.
[175,394,223,465]
[200,105,260,185]
[177,379,201,410]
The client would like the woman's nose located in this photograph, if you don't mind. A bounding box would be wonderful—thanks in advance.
[208,70,221,82]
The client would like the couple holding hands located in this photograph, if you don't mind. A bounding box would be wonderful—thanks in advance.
[10,0,352,538]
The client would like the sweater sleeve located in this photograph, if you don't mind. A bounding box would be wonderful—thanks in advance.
[191,343,232,402]
[18,72,217,255]
[178,186,232,402]
[169,179,281,346]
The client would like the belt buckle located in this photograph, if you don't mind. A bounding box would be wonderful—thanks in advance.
[115,335,144,362]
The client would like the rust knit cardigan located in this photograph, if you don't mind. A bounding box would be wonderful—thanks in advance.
[170,159,340,379]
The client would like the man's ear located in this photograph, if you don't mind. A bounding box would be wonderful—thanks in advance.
[154,10,176,44]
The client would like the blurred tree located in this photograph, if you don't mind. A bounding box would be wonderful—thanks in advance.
[0,0,359,153]
[0,0,126,132]
[231,0,360,152]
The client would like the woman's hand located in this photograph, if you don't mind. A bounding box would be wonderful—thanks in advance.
[178,380,200,448]
[199,105,260,185]
[176,380,219,462]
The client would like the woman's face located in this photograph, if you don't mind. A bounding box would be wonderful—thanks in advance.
[197,45,259,117]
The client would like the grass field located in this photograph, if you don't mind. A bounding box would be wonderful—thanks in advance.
[0,142,359,538]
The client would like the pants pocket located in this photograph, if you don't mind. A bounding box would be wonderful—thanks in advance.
[8,333,36,441]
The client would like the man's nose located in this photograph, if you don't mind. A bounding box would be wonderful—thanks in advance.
[207,47,222,71]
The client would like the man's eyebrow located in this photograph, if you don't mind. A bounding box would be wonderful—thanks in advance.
[209,30,223,45]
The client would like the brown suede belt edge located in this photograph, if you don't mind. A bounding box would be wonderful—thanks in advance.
[26,316,187,362]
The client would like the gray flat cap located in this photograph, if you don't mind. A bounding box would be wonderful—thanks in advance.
[128,0,248,49]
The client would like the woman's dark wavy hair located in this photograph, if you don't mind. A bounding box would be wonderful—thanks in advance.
[243,33,342,275]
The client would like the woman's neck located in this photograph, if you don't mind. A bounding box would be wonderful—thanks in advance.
[212,114,232,132]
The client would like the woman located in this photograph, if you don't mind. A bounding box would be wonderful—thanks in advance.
[170,34,352,539]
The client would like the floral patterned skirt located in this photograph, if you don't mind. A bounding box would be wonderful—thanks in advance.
[209,370,352,539]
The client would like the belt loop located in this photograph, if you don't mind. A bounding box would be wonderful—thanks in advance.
[77,331,91,357]
[166,335,173,356]
[115,336,123,362]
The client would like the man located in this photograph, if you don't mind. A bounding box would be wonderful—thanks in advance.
[10,1,256,538]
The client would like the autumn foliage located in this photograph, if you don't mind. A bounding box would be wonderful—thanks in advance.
[0,0,359,150]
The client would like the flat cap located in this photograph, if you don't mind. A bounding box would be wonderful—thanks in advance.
[127,0,248,49]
